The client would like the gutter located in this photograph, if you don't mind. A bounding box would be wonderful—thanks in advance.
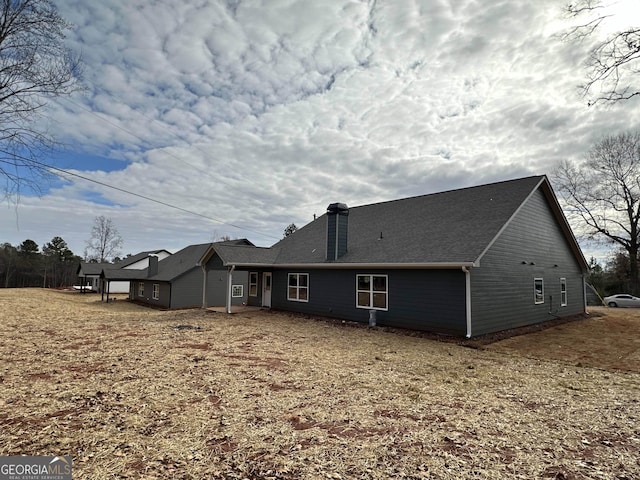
[219,261,477,270]
[226,265,236,314]
[462,266,472,338]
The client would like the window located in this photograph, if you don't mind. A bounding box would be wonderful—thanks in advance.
[288,273,309,302]
[534,278,544,304]
[232,285,243,297]
[560,278,567,306]
[249,272,258,296]
[138,282,144,297]
[152,283,159,300]
[356,274,388,310]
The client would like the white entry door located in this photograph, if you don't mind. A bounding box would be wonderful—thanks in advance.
[262,272,272,308]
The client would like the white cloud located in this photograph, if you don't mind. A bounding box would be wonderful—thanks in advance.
[2,0,640,258]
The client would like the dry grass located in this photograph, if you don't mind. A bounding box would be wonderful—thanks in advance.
[485,306,640,373]
[0,289,639,479]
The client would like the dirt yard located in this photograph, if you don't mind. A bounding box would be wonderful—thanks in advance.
[0,289,638,479]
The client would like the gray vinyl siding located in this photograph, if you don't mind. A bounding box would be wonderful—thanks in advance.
[206,268,228,306]
[229,270,248,306]
[271,269,466,335]
[470,188,586,336]
[204,255,249,307]
[132,280,171,308]
[170,269,204,309]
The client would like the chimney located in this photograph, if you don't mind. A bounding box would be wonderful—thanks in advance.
[326,203,349,260]
[147,255,158,277]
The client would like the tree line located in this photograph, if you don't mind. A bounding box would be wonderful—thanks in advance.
[0,237,81,288]
[0,216,125,288]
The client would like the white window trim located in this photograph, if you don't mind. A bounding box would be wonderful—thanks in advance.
[152,283,159,300]
[356,274,389,311]
[287,273,309,302]
[138,282,144,297]
[232,285,244,298]
[534,278,544,305]
[560,278,567,306]
[249,272,258,297]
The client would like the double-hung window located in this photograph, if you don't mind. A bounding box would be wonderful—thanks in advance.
[356,274,388,310]
[249,272,258,296]
[152,283,159,300]
[288,273,309,302]
[138,282,144,297]
[560,278,567,306]
[534,278,544,304]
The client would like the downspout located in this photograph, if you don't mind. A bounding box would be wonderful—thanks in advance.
[201,265,207,309]
[226,265,236,314]
[462,266,472,338]
[582,275,587,312]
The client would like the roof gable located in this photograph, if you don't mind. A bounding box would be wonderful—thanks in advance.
[150,240,255,282]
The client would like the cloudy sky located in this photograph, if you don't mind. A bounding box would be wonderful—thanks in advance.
[2,0,639,261]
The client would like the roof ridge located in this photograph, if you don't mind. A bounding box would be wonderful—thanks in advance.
[349,175,545,210]
[216,243,271,249]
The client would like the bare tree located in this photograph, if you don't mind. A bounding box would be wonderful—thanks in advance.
[85,216,123,263]
[0,0,82,199]
[554,131,640,293]
[563,0,640,105]
[211,230,232,242]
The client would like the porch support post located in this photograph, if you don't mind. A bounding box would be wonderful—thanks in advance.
[463,266,472,338]
[201,265,207,309]
[226,265,236,314]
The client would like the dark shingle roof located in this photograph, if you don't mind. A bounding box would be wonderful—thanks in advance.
[105,244,209,282]
[214,244,280,265]
[146,243,211,281]
[79,249,170,277]
[102,176,587,273]
[270,175,548,265]
[78,262,115,276]
[103,269,147,280]
[104,240,257,282]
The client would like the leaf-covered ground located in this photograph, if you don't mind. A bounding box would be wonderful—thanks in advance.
[0,289,638,479]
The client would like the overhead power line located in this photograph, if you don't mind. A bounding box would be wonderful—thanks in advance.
[58,96,255,194]
[0,156,280,241]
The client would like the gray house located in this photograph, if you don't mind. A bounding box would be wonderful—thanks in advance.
[104,240,252,309]
[201,175,588,337]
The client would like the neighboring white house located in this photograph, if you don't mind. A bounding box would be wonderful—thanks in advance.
[77,250,172,293]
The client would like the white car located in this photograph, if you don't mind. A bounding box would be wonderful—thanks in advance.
[603,294,640,308]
